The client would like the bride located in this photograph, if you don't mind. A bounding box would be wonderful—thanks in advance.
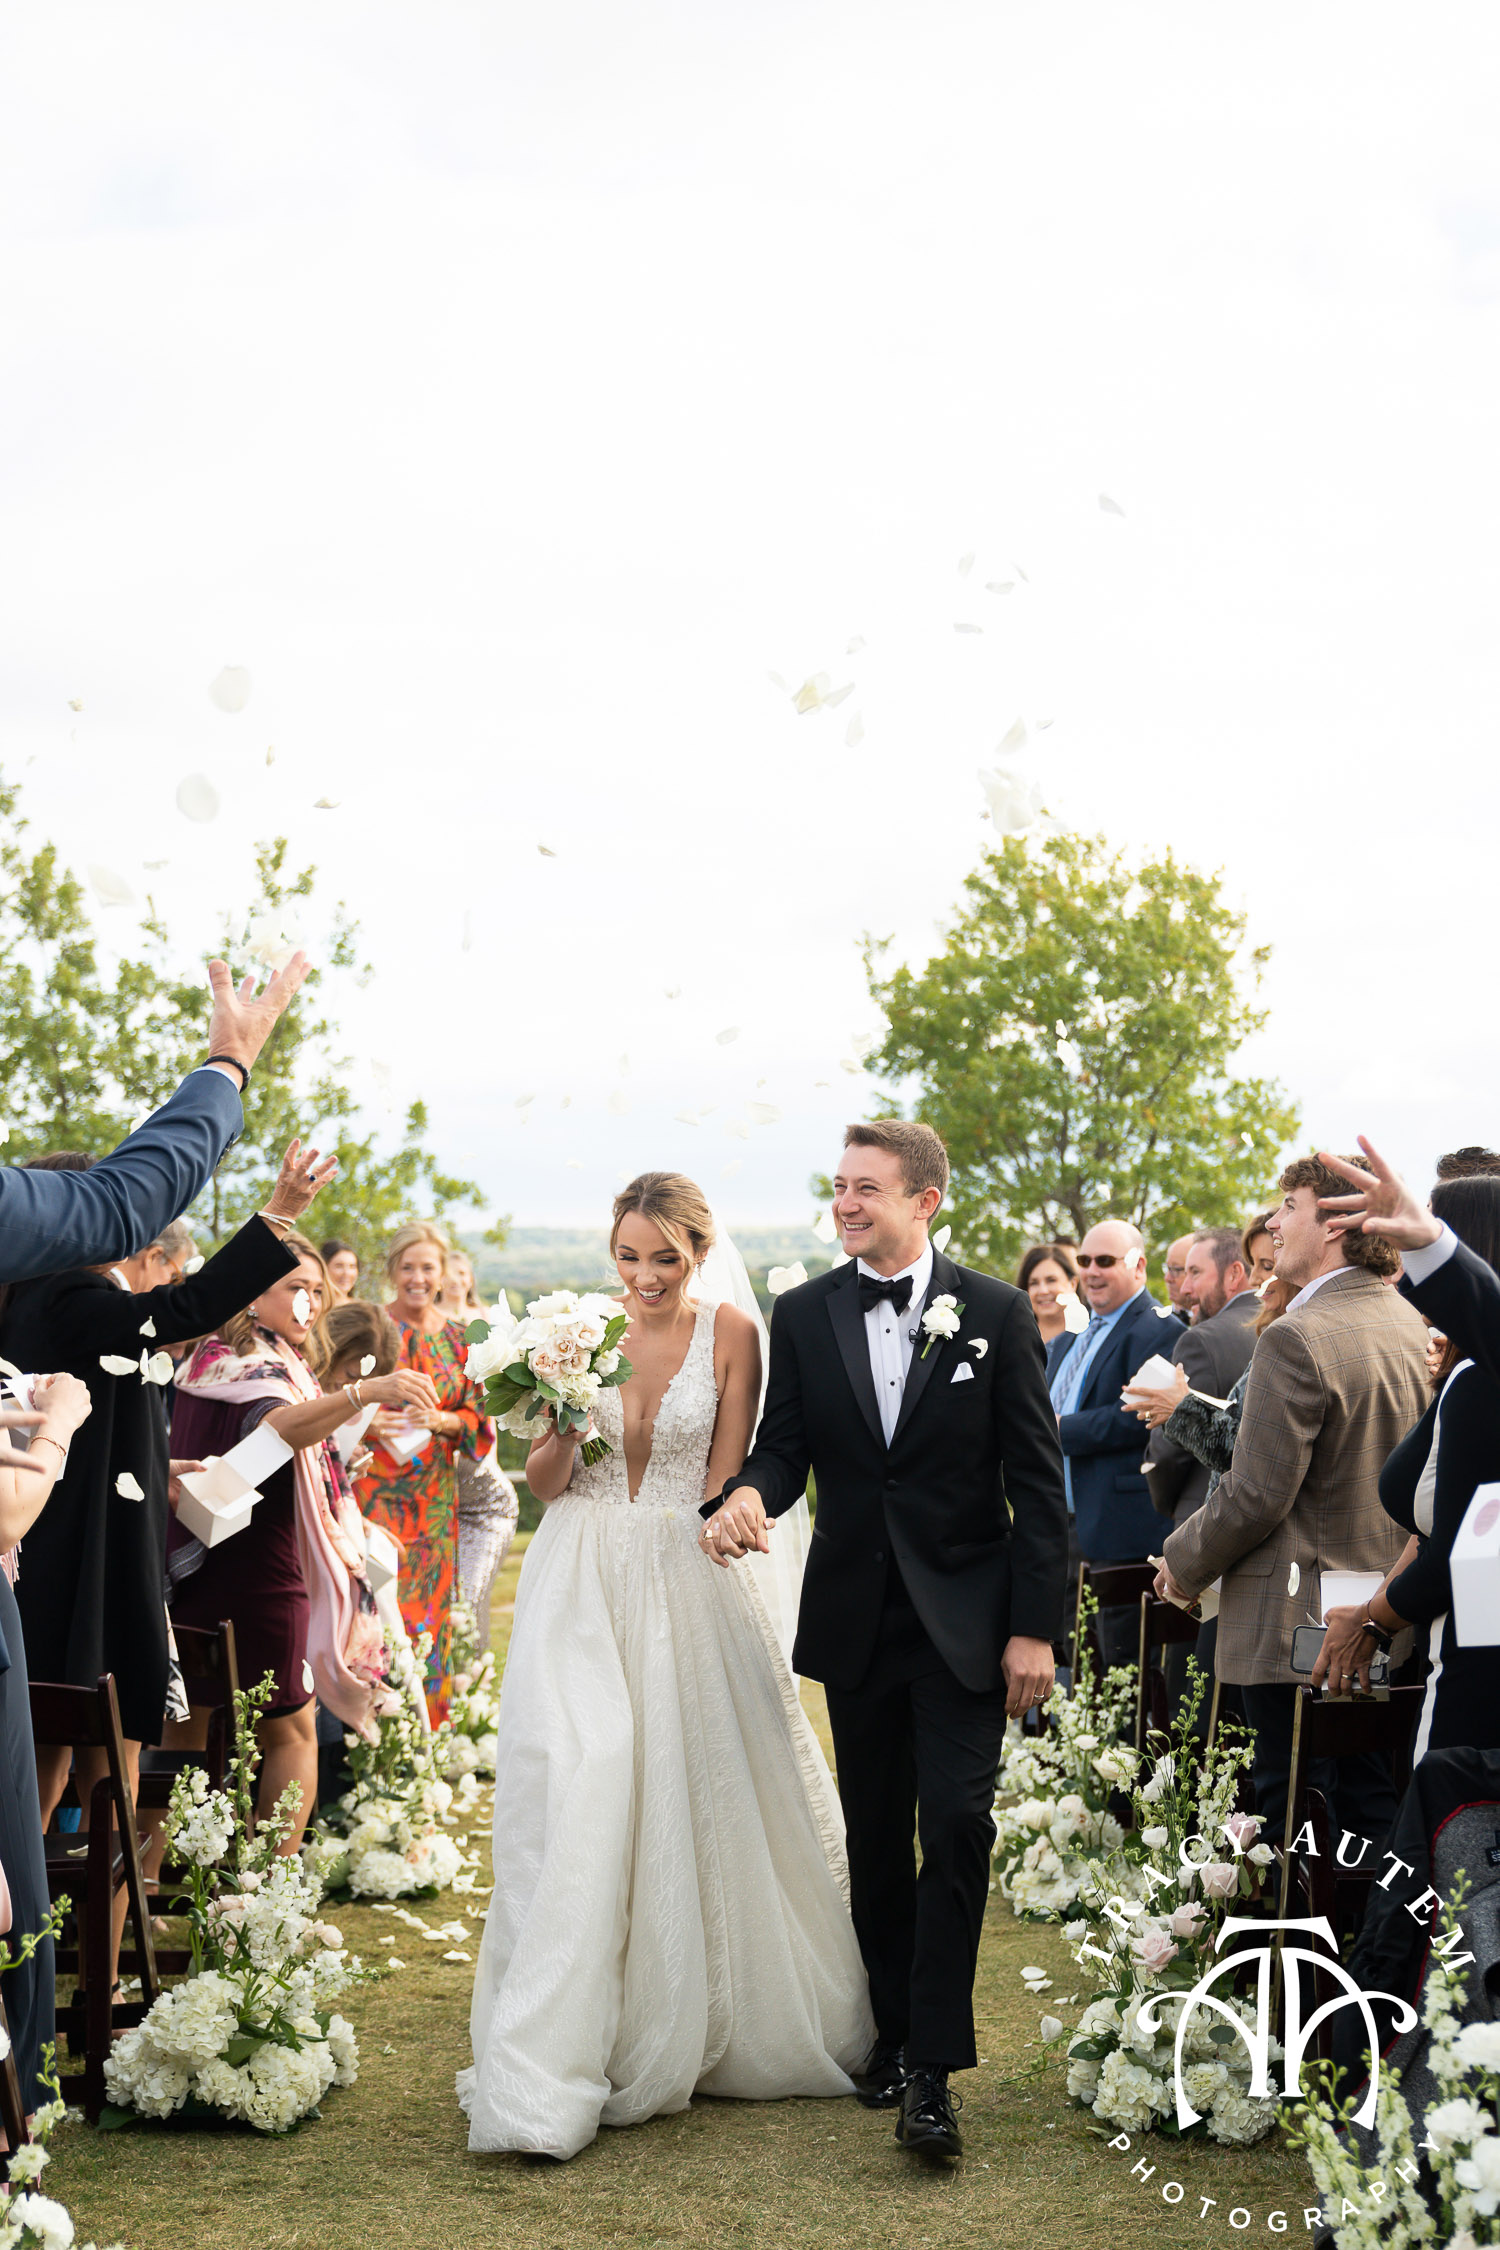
[458,1171,874,2159]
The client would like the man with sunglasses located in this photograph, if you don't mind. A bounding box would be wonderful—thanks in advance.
[1047,1219,1184,1669]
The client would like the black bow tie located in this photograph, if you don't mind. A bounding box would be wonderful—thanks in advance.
[858,1273,914,1315]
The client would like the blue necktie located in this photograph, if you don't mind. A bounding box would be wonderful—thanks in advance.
[1049,1314,1107,1513]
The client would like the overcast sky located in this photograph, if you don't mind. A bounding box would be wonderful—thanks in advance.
[3,5,1498,1238]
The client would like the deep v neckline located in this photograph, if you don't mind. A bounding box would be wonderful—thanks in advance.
[621,1302,708,1502]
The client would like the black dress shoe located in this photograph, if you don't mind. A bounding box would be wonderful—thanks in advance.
[852,2041,907,2109]
[895,2068,963,2158]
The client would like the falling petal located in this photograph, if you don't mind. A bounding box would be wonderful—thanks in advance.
[696,1105,717,1118]
[663,986,682,1000]
[845,714,864,747]
[767,1264,808,1295]
[608,1090,630,1116]
[1287,1562,1300,1597]
[1055,1037,1082,1072]
[99,1354,138,1378]
[209,665,251,713]
[793,672,832,714]
[514,1093,535,1109]
[302,1660,316,1693]
[716,1026,739,1045]
[461,912,473,952]
[1036,717,1054,730]
[139,1318,157,1338]
[537,843,557,857]
[617,1053,630,1075]
[839,1058,862,1075]
[143,1351,174,1385]
[265,745,277,765]
[849,1031,880,1061]
[766,670,789,691]
[68,697,83,712]
[88,864,135,908]
[831,1248,851,1268]
[566,1159,584,1169]
[979,766,1044,834]
[932,1225,952,1253]
[997,717,1028,755]
[115,1472,145,1501]
[756,1077,767,1088]
[970,1337,989,1358]
[314,797,340,810]
[1241,1131,1255,1147]
[291,1289,312,1326]
[813,1210,838,1244]
[1098,493,1126,516]
[953,623,983,635]
[360,1355,377,1376]
[144,859,169,869]
[823,683,854,708]
[673,1110,701,1126]
[984,581,1016,595]
[957,552,976,577]
[813,1079,830,1089]
[1014,563,1030,582]
[748,1102,781,1126]
[720,1160,742,1178]
[845,636,866,654]
[184,1255,204,1276]
[559,1094,572,1109]
[724,1119,750,1140]
[176,773,219,823]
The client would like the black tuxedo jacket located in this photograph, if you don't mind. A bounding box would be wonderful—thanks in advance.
[707,1251,1068,1694]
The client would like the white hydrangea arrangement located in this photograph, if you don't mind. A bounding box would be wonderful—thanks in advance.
[304,1630,473,1900]
[1,2007,123,2249]
[464,1289,630,1465]
[103,1677,361,2134]
[1288,1881,1500,2243]
[1043,1665,1280,2146]
[991,1596,1138,1920]
[434,1602,500,1784]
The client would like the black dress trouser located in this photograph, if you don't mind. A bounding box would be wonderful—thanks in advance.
[823,1660,1009,2072]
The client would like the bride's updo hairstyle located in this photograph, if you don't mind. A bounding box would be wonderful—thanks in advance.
[610,1173,716,1283]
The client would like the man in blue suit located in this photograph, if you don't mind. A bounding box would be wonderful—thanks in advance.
[0,955,307,1282]
[1045,1218,1184,1669]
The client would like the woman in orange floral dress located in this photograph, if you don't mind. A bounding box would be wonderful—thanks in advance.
[356,1223,493,1719]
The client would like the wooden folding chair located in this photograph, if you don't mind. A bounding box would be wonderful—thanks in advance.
[30,1672,160,2122]
[1276,1684,1426,1934]
[0,1990,30,2151]
[1134,1594,1203,1751]
[133,1620,243,1974]
[1074,1560,1160,1679]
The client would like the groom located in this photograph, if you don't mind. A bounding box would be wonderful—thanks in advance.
[700,1121,1068,2160]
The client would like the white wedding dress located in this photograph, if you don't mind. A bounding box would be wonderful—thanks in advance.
[458,1300,875,2159]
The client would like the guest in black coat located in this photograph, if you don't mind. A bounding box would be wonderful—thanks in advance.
[0,1371,95,2112]
[0,1140,333,1844]
[1312,1174,1500,1759]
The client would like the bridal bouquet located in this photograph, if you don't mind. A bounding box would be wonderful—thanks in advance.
[465,1291,631,1467]
[104,1678,362,2134]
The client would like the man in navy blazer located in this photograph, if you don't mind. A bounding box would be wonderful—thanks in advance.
[0,955,307,1282]
[1045,1218,1183,1668]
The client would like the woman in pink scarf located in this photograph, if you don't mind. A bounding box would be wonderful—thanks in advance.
[167,1233,439,1851]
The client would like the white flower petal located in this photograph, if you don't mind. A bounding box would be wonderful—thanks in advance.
[99,1353,138,1377]
[143,1350,174,1385]
[715,1026,739,1045]
[957,552,975,576]
[514,1092,535,1109]
[1098,493,1126,516]
[970,1337,989,1358]
[812,1209,839,1244]
[720,1160,742,1178]
[845,713,865,747]
[845,635,865,654]
[302,1660,316,1693]
[360,1355,377,1376]
[767,1264,808,1296]
[673,1109,701,1126]
[139,1317,157,1337]
[68,696,83,711]
[266,744,276,765]
[997,717,1029,755]
[724,1118,750,1140]
[441,1949,472,1962]
[979,765,1044,834]
[209,664,252,713]
[608,1090,631,1116]
[748,1102,781,1126]
[766,670,788,690]
[1286,1562,1300,1597]
[115,1472,145,1501]
[822,682,854,708]
[184,1254,205,1276]
[88,863,135,907]
[932,1225,952,1252]
[985,581,1016,595]
[537,842,557,856]
[291,1289,312,1325]
[314,796,340,809]
[953,622,983,634]
[663,986,682,999]
[175,773,220,823]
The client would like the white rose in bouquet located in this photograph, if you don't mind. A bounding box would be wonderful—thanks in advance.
[464,1289,632,1466]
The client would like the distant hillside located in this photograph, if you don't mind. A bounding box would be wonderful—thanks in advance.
[462,1226,835,1315]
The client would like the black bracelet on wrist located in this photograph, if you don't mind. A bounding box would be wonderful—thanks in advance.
[206,1053,251,1089]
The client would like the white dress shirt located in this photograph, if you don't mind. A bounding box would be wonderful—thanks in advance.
[1402,1224,1457,1285]
[858,1244,934,1444]
[1285,1265,1349,1314]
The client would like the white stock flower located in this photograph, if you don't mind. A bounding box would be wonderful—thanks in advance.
[1427,2096,1492,2150]
[1454,2023,1500,2073]
[9,2193,75,2248]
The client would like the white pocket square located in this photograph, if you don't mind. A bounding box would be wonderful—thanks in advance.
[950,1362,975,1384]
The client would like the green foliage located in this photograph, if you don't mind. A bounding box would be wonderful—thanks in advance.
[861,830,1301,1270]
[0,768,489,1252]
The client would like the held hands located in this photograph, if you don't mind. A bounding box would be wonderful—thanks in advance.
[699,1488,771,1567]
[205,954,309,1077]
[265,1137,339,1220]
[1314,1137,1442,1252]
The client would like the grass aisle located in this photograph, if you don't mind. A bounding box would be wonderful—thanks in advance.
[59,1539,1313,2249]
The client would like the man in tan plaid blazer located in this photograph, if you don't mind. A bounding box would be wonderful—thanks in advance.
[1160,1154,1430,1843]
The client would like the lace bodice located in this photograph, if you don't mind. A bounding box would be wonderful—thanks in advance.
[567,1301,720,1511]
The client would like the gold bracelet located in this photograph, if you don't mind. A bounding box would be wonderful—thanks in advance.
[31,1433,68,1468]
[257,1209,295,1233]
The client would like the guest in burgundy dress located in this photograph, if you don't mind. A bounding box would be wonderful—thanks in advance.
[169,1233,440,1850]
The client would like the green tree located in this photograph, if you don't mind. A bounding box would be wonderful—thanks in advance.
[0,771,493,1257]
[860,830,1301,1271]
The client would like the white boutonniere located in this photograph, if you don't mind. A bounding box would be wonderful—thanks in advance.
[920,1294,965,1359]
